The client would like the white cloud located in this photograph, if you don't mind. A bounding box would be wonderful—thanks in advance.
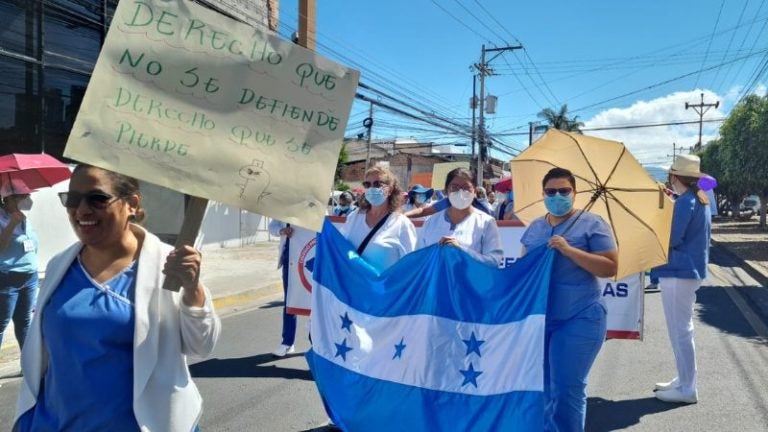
[583,90,726,168]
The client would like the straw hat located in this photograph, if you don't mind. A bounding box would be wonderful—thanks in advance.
[669,154,706,178]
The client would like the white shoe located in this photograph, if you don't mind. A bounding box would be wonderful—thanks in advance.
[655,387,698,404]
[654,377,679,391]
[271,344,295,357]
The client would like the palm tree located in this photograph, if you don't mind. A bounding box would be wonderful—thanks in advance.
[537,104,584,133]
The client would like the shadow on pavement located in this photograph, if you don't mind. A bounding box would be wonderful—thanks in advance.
[259,300,285,310]
[696,286,766,343]
[190,352,313,381]
[586,396,683,431]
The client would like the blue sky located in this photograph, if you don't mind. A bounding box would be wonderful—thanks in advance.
[276,1,767,170]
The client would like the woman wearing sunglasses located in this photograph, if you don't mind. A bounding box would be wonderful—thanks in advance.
[417,168,502,267]
[520,167,617,432]
[339,166,416,272]
[0,180,39,355]
[14,164,220,432]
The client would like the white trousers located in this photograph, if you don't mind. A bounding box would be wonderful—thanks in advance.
[659,277,701,394]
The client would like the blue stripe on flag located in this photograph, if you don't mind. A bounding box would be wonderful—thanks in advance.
[307,350,544,432]
[314,219,553,324]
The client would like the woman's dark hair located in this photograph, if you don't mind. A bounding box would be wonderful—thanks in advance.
[73,164,146,223]
[358,166,404,212]
[671,174,709,206]
[542,167,576,190]
[444,168,476,190]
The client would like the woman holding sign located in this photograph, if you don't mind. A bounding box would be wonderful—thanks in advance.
[14,165,220,432]
[340,166,416,272]
[520,167,617,432]
[417,168,502,267]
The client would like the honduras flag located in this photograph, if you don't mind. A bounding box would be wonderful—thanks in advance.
[306,220,553,431]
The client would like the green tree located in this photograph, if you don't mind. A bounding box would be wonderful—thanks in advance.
[700,139,742,215]
[716,94,768,227]
[334,143,349,190]
[537,104,584,133]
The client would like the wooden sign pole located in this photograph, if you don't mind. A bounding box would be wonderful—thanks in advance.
[162,196,209,291]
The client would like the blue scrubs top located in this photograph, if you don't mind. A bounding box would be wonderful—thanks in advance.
[0,209,38,273]
[520,212,616,321]
[17,258,139,432]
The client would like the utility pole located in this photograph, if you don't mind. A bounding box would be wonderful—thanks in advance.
[364,104,373,172]
[471,75,477,162]
[475,43,522,185]
[298,0,316,50]
[667,142,677,164]
[685,93,719,152]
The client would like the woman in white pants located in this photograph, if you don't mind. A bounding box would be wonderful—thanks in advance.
[650,154,711,404]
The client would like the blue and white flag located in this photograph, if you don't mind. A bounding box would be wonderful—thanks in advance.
[306,220,554,431]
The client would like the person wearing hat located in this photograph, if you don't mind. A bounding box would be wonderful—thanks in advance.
[651,154,711,404]
[403,184,434,214]
[0,180,39,354]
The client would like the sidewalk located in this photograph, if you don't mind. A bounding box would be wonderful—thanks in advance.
[1,239,283,377]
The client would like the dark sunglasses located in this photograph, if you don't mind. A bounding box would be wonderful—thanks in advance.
[58,192,119,209]
[544,187,573,197]
[362,180,387,188]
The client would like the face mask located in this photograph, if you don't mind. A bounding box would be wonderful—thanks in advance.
[339,205,350,210]
[449,190,474,210]
[544,194,573,217]
[16,197,33,211]
[414,194,428,204]
[495,192,506,203]
[365,187,387,207]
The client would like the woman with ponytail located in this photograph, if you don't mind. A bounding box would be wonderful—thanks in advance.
[651,154,712,404]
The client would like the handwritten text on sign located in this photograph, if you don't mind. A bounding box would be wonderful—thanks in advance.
[64,0,360,231]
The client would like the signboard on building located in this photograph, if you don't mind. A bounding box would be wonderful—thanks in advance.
[64,0,359,231]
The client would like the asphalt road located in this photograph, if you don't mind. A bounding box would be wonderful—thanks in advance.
[1,244,766,431]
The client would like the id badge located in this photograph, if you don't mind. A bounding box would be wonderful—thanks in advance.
[23,239,35,253]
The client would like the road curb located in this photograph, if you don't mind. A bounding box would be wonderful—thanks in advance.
[710,239,768,326]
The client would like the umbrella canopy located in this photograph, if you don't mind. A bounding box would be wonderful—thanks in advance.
[0,153,71,193]
[493,176,513,193]
[511,129,674,279]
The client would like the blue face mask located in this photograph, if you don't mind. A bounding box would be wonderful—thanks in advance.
[414,193,427,204]
[544,194,573,216]
[365,187,387,207]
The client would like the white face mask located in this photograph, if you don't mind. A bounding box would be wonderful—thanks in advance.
[449,190,474,210]
[16,197,33,211]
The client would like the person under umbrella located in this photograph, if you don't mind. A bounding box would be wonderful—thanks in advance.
[520,167,618,432]
[0,180,39,354]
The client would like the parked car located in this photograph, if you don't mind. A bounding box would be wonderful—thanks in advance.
[740,196,760,214]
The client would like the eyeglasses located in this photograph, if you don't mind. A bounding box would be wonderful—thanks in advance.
[362,180,387,188]
[448,184,473,193]
[58,192,119,209]
[544,187,573,197]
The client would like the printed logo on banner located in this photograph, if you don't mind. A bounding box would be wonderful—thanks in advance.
[297,237,317,292]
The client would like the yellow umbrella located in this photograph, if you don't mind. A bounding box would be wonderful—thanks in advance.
[511,129,673,279]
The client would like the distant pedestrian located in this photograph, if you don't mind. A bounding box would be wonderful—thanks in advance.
[332,191,356,217]
[651,155,711,404]
[0,180,39,352]
[340,166,416,272]
[14,164,220,432]
[487,188,498,213]
[496,190,517,221]
[474,186,494,215]
[402,184,434,214]
[268,219,298,357]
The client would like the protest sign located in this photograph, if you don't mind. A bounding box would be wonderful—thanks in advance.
[64,0,360,232]
[430,162,470,190]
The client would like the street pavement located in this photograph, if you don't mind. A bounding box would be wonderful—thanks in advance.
[1,231,767,430]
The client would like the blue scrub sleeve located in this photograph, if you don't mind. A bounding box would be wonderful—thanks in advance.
[433,198,450,212]
[587,217,616,253]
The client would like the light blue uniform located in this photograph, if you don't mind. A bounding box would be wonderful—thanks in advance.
[16,259,139,432]
[521,211,616,432]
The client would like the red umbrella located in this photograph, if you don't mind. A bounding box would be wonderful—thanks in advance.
[493,176,513,193]
[0,153,71,194]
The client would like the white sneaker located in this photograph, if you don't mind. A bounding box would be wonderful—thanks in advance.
[654,377,679,391]
[655,387,698,404]
[271,344,295,357]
